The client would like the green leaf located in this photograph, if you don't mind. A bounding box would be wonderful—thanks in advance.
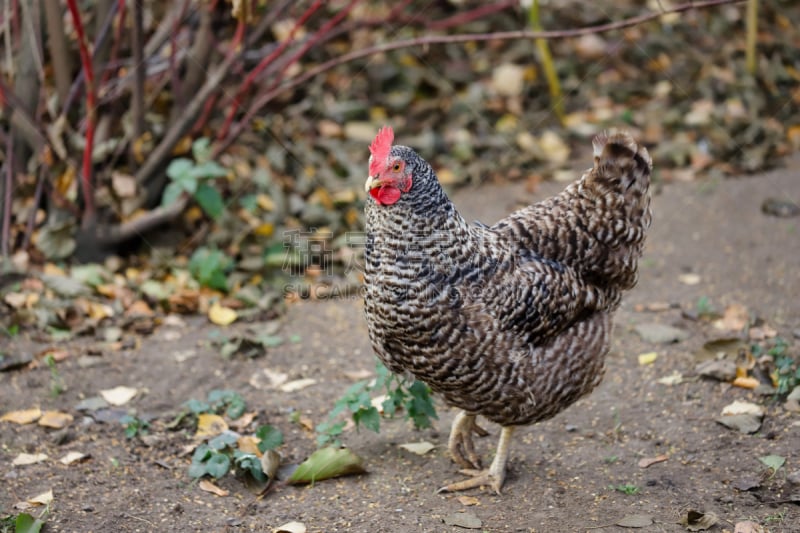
[225,396,246,420]
[161,181,185,208]
[191,137,212,162]
[185,398,210,414]
[205,452,231,478]
[234,452,266,483]
[287,446,366,485]
[208,432,239,451]
[194,183,225,220]
[188,161,229,180]
[354,406,380,433]
[14,512,45,533]
[759,454,785,472]
[256,425,284,452]
[166,158,193,180]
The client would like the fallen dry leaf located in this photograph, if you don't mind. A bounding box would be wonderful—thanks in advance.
[457,495,480,506]
[722,400,764,417]
[734,520,765,533]
[198,479,229,497]
[731,376,760,389]
[99,385,138,406]
[638,454,668,468]
[27,489,54,506]
[713,303,749,332]
[208,301,237,326]
[195,413,229,438]
[236,435,262,455]
[38,410,74,429]
[398,441,436,456]
[12,452,49,466]
[279,378,317,392]
[1,407,42,424]
[657,372,683,385]
[678,273,701,285]
[59,451,89,465]
[679,510,718,531]
[273,522,306,533]
[638,352,658,365]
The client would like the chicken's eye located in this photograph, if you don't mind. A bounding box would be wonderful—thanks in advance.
[392,163,402,172]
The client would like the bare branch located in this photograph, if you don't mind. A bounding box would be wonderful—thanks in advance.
[130,0,145,139]
[43,0,73,104]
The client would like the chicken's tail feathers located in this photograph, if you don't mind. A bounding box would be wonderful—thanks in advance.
[589,131,652,199]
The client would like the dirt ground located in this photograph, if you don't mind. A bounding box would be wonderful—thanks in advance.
[2,156,799,532]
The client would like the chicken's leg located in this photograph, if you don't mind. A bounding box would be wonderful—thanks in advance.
[446,411,489,470]
[438,426,515,495]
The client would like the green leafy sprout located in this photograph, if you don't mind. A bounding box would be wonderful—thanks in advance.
[163,137,228,220]
[316,360,437,447]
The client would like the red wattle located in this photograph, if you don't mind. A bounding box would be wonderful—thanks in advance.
[371,186,401,205]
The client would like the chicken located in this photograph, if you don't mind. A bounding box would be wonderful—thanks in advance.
[363,126,652,493]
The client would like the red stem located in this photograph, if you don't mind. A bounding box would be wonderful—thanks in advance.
[216,0,324,141]
[428,1,516,30]
[66,0,96,225]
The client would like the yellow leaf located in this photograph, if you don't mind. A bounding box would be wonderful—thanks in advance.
[732,376,760,390]
[209,302,237,326]
[638,352,658,365]
[254,222,274,237]
[27,489,54,506]
[457,496,480,506]
[38,411,73,429]
[1,407,42,424]
[195,413,228,438]
[237,435,261,456]
[256,194,275,211]
[198,479,229,497]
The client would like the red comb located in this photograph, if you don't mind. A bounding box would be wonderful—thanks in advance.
[369,126,394,176]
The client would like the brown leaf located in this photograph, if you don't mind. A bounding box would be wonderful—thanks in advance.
[198,479,229,497]
[713,303,749,332]
[1,407,43,424]
[638,454,668,468]
[734,521,765,533]
[38,410,74,429]
[457,496,480,506]
[680,510,719,531]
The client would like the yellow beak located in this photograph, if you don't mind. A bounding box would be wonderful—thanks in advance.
[365,175,382,192]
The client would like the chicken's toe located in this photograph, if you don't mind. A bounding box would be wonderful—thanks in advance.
[436,468,505,495]
[447,412,485,470]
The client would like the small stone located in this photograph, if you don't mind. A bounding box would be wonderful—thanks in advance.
[716,414,762,434]
[695,359,737,381]
[787,470,800,485]
[634,323,689,344]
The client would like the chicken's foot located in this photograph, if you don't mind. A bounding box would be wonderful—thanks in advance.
[438,426,515,495]
[447,411,489,470]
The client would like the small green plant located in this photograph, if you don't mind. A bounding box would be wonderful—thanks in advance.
[696,296,715,317]
[611,483,640,495]
[1,323,19,337]
[44,353,64,397]
[1,507,48,533]
[763,507,787,525]
[316,360,438,447]
[188,247,232,292]
[189,424,283,484]
[162,137,228,220]
[120,415,150,439]
[604,455,619,464]
[185,389,247,419]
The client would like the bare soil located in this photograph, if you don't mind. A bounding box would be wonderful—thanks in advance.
[2,156,799,532]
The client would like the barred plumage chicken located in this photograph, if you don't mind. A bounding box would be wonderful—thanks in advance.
[363,127,652,493]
